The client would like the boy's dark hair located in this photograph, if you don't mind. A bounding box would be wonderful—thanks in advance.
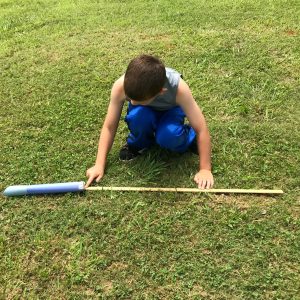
[124,54,166,101]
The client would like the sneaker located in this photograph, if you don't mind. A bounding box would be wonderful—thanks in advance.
[119,144,141,161]
[189,138,198,155]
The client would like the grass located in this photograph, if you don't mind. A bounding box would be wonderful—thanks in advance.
[0,0,300,298]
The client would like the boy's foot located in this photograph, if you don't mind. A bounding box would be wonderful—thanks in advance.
[189,138,198,155]
[119,144,143,161]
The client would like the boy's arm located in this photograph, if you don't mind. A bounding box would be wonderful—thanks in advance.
[85,76,125,188]
[176,79,214,189]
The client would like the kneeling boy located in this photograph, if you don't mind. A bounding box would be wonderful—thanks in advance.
[86,54,214,189]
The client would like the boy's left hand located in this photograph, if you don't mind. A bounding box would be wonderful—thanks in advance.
[194,170,214,189]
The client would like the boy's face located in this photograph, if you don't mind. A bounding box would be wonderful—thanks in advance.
[126,88,167,106]
[129,96,155,106]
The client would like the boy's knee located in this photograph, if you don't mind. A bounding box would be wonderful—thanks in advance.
[126,106,155,127]
[156,125,185,151]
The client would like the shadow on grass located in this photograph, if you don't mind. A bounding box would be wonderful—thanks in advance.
[100,145,197,188]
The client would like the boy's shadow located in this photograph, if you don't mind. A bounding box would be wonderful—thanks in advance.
[102,145,197,187]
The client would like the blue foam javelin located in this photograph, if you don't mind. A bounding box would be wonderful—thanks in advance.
[3,182,85,197]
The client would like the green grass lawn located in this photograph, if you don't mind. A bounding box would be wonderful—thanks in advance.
[1,0,300,298]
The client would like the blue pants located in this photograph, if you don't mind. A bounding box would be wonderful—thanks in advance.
[125,103,196,153]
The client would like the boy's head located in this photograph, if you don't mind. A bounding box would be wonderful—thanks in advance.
[124,54,166,102]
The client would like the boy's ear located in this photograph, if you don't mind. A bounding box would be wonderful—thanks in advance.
[159,88,168,95]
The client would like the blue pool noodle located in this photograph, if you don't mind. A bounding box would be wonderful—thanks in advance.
[3,182,85,197]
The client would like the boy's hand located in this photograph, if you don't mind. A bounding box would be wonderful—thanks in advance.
[194,169,214,189]
[85,166,104,188]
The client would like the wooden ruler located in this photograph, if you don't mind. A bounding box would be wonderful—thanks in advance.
[86,186,284,194]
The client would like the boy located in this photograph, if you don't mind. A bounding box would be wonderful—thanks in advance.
[85,55,214,189]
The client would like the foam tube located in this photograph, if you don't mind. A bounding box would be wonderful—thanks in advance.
[3,182,85,197]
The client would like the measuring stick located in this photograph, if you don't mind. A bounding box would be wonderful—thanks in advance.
[86,186,284,194]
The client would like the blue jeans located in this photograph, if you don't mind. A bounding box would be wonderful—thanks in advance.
[125,103,196,153]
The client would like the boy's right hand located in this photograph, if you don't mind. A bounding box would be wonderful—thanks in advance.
[85,166,104,188]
